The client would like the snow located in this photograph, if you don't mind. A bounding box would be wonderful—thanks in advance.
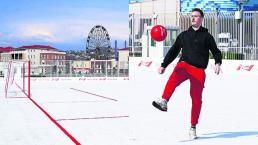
[0,59,258,145]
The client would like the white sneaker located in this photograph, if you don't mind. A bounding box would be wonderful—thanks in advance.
[189,127,197,140]
[152,98,167,111]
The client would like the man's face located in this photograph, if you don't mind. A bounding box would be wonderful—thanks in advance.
[191,11,203,27]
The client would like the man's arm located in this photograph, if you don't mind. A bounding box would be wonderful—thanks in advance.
[208,34,222,65]
[208,34,222,74]
[161,33,182,69]
[214,63,221,75]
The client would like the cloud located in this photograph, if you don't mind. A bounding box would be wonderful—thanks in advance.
[3,22,57,43]
[58,7,129,41]
[1,7,128,49]
[7,19,128,43]
[14,22,60,42]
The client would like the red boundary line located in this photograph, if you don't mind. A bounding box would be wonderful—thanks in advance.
[70,88,118,101]
[56,115,129,121]
[15,83,81,145]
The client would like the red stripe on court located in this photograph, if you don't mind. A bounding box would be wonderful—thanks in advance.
[56,115,129,121]
[15,83,81,145]
[70,88,118,101]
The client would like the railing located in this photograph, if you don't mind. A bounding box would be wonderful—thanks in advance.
[157,46,258,60]
[1,60,129,77]
[217,46,258,60]
[129,46,142,57]
[129,11,258,60]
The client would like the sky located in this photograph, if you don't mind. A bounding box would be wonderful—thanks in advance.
[0,0,128,51]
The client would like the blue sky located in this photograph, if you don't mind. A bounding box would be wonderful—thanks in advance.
[0,0,128,51]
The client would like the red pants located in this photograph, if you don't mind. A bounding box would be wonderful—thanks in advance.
[162,61,206,126]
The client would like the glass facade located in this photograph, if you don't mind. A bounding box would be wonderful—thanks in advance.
[129,0,144,3]
[180,0,258,12]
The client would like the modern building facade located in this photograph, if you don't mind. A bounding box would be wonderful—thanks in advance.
[181,0,258,12]
[129,0,180,57]
[129,0,258,59]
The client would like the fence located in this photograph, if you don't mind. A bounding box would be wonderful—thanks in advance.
[129,11,258,60]
[1,60,129,78]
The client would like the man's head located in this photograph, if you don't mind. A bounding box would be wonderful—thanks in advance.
[191,8,204,28]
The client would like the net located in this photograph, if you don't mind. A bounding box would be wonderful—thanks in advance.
[4,60,30,98]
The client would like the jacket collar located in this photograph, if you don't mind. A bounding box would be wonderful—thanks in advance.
[188,26,208,32]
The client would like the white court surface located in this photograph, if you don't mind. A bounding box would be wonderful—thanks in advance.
[1,59,258,145]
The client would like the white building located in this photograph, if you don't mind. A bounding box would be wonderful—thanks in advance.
[129,0,181,58]
[118,48,129,62]
[129,0,179,15]
[0,45,66,76]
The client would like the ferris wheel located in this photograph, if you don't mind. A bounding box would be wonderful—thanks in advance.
[86,25,111,50]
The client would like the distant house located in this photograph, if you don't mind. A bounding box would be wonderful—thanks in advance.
[118,48,129,62]
[72,60,91,74]
[0,46,14,52]
[117,48,129,75]
[0,45,66,76]
[0,47,14,62]
[0,47,14,76]
[15,45,66,65]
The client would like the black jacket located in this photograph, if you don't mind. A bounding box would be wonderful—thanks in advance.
[161,26,222,69]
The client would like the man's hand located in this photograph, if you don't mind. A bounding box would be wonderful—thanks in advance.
[214,63,221,75]
[158,66,166,74]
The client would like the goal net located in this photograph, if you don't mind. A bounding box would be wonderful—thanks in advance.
[4,60,30,98]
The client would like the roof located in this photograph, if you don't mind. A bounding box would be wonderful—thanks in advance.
[17,45,56,50]
[0,47,14,52]
[118,48,129,51]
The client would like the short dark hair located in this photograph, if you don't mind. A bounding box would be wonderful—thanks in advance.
[192,8,204,17]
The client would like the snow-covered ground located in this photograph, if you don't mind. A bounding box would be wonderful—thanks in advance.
[0,59,258,145]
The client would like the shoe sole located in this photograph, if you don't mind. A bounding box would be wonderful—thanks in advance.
[189,136,198,140]
[152,101,167,112]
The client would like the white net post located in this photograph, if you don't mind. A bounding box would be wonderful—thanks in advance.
[4,60,30,98]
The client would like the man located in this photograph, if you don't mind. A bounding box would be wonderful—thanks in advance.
[152,8,222,139]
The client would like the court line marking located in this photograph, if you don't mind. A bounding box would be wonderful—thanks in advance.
[39,100,108,104]
[15,83,81,145]
[56,115,129,121]
[70,88,118,101]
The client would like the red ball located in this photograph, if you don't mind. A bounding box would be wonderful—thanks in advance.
[150,25,167,42]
